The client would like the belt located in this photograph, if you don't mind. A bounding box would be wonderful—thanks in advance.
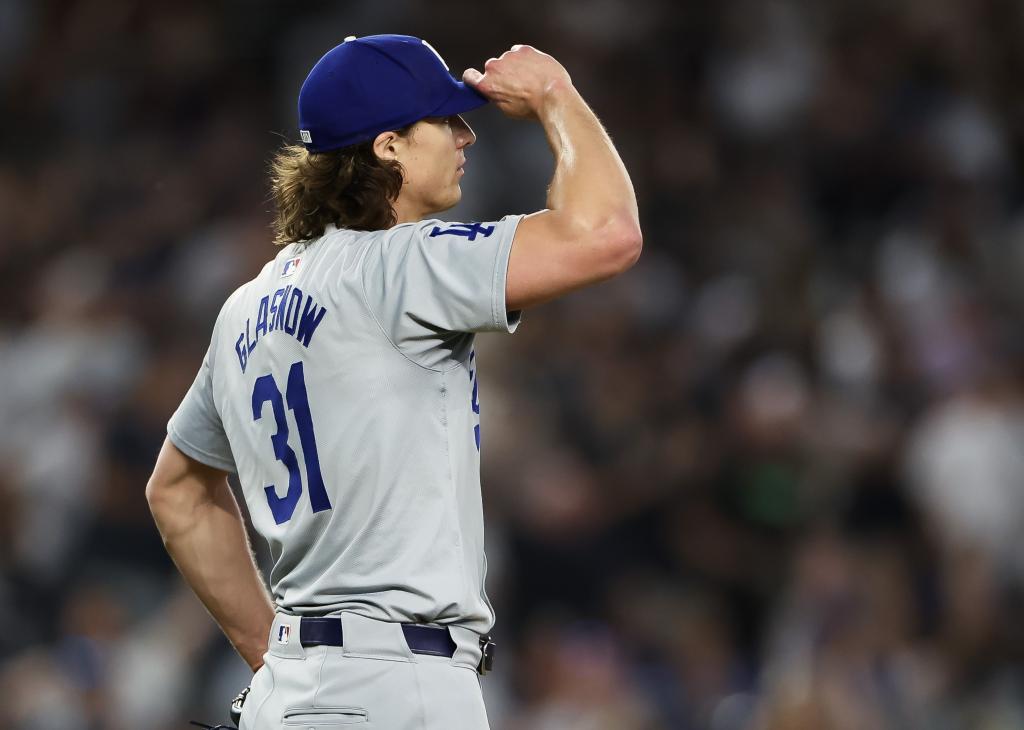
[299,616,457,658]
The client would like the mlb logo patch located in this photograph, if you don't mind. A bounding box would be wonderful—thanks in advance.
[277,625,291,645]
[282,257,301,277]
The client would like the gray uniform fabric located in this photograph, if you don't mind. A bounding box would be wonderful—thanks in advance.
[168,216,522,638]
[241,612,490,729]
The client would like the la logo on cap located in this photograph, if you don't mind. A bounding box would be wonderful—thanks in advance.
[297,34,487,153]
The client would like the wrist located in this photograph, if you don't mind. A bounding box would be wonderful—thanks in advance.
[244,646,267,672]
[538,77,577,117]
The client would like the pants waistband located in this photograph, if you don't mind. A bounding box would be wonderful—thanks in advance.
[299,616,457,657]
[267,611,483,671]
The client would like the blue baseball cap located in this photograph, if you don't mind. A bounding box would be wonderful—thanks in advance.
[297,34,488,153]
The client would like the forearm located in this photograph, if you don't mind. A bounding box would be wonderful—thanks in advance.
[150,481,274,671]
[539,81,639,229]
[465,45,642,306]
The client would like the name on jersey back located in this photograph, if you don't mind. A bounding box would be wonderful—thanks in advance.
[235,284,327,373]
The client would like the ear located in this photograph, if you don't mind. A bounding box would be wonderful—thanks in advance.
[373,130,403,161]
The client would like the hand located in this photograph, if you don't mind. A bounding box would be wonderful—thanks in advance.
[462,45,572,120]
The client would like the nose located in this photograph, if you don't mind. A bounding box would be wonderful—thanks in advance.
[453,114,476,148]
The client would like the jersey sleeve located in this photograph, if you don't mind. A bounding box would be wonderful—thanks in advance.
[167,348,236,473]
[361,215,524,348]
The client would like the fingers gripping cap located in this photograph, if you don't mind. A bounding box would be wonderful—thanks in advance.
[298,34,487,153]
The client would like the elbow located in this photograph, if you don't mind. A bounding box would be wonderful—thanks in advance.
[145,476,168,520]
[619,220,643,271]
[145,475,182,533]
[145,477,192,544]
[598,216,643,276]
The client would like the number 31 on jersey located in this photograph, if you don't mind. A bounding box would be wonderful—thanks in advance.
[252,361,331,524]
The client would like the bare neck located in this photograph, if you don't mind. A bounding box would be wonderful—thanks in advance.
[391,195,428,226]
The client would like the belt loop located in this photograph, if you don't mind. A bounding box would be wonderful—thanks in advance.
[268,613,305,659]
[339,613,415,661]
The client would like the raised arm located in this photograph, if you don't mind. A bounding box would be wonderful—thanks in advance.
[463,45,642,311]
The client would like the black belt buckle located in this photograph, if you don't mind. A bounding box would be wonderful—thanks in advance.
[478,635,496,675]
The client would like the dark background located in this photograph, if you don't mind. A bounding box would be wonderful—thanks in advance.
[3,1,1024,728]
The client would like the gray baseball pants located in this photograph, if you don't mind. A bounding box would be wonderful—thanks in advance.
[239,612,490,729]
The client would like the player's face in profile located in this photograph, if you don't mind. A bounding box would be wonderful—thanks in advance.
[397,114,476,216]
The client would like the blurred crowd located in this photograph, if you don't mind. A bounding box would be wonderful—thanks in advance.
[3,0,1024,728]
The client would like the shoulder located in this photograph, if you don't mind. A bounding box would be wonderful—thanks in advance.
[358,221,439,268]
[377,217,521,249]
[377,220,438,247]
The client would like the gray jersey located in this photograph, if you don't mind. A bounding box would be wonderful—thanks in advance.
[167,216,522,634]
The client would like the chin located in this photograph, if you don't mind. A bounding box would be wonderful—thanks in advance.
[431,187,462,215]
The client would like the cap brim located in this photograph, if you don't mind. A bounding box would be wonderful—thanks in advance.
[428,81,489,117]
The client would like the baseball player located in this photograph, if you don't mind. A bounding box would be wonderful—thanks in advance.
[146,34,640,729]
